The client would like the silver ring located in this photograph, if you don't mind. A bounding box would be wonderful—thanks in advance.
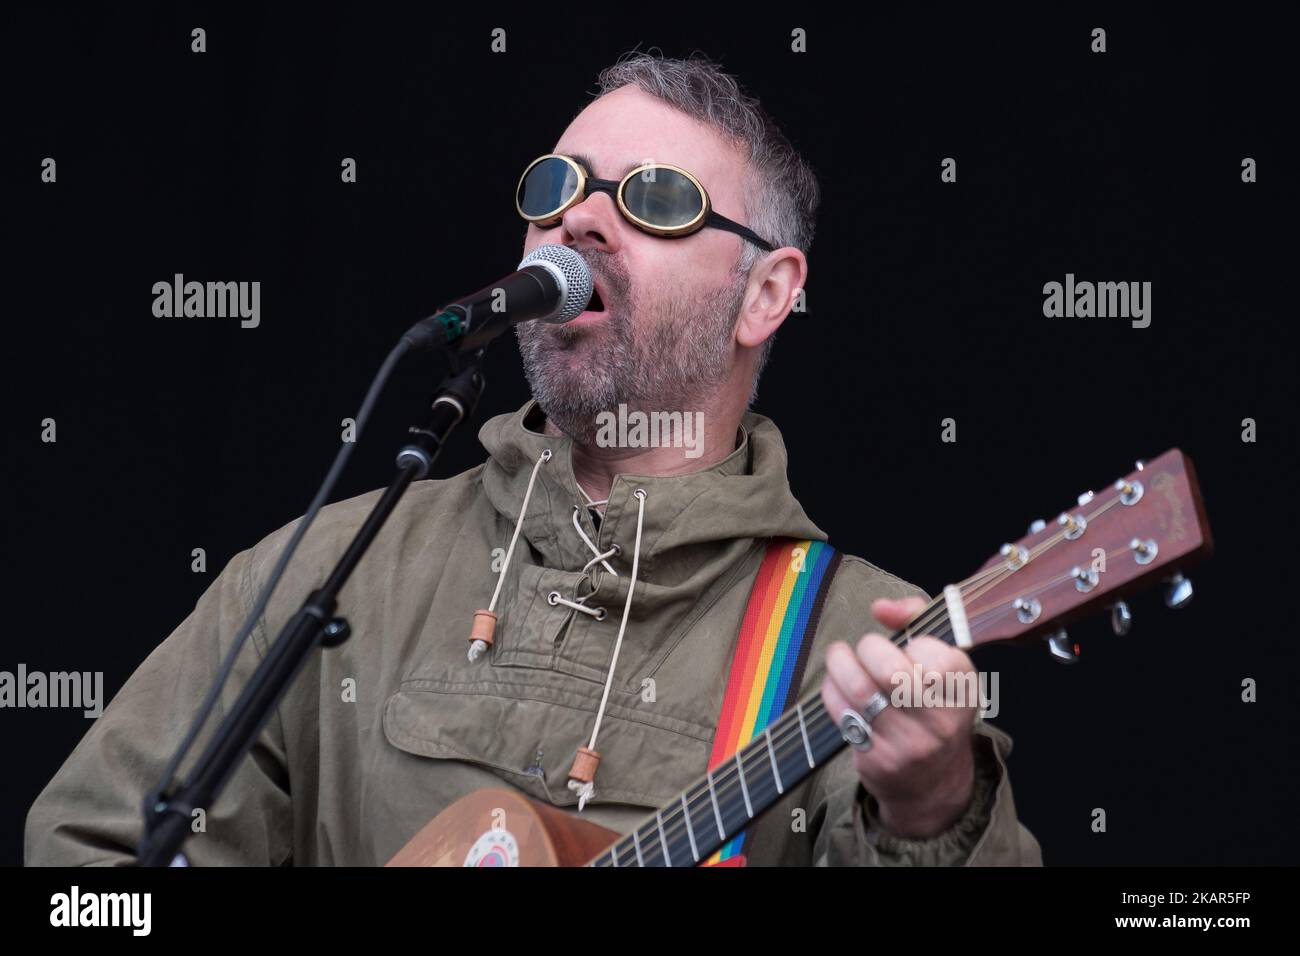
[839,691,890,752]
[840,710,874,751]
[861,690,890,722]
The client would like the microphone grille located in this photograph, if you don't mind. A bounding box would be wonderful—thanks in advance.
[518,244,593,324]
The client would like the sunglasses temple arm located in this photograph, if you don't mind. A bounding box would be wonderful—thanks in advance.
[706,212,775,252]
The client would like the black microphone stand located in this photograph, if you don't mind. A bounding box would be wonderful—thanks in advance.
[136,352,487,867]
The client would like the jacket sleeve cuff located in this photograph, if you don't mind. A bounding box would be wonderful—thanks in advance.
[857,735,999,866]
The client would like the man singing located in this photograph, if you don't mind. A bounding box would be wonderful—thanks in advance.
[27,53,1040,866]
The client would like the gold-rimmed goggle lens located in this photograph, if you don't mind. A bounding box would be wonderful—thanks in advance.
[516,155,583,223]
[618,166,706,233]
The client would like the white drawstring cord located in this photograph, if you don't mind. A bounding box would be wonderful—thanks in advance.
[581,544,620,575]
[576,480,608,511]
[571,507,618,576]
[568,488,647,811]
[546,524,620,619]
[548,590,607,620]
[544,508,621,620]
[468,448,551,662]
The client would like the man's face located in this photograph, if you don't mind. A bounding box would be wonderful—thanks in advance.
[516,85,754,445]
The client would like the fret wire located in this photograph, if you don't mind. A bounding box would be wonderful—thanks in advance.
[656,809,672,867]
[765,727,783,794]
[707,767,725,839]
[735,751,754,818]
[795,701,815,768]
[639,817,666,866]
[681,792,699,862]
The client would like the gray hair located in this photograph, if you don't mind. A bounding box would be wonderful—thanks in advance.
[592,51,820,400]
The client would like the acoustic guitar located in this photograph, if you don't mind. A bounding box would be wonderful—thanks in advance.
[387,448,1213,867]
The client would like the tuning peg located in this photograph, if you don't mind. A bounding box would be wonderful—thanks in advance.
[1044,629,1079,664]
[1109,601,1132,635]
[1134,459,1147,471]
[1077,490,1095,507]
[1164,573,1193,609]
[1028,518,1047,534]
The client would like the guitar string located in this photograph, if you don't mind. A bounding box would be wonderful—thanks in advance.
[916,547,1134,650]
[931,492,1132,639]
[597,488,1136,865]
[907,489,1126,636]
[955,494,1124,612]
[953,547,1132,636]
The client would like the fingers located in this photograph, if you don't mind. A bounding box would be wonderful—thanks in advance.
[820,623,982,819]
[819,665,904,768]
[893,636,980,733]
[854,632,977,739]
[821,629,978,748]
[855,631,913,691]
[825,634,909,740]
[819,669,860,726]
[906,635,974,676]
[869,596,979,679]
[854,633,940,752]
[870,595,928,631]
[823,639,884,713]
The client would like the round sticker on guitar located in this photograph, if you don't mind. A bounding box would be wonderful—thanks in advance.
[463,827,520,867]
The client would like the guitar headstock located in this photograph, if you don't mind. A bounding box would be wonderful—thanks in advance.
[925,449,1213,659]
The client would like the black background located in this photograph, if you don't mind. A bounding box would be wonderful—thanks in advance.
[4,6,1295,867]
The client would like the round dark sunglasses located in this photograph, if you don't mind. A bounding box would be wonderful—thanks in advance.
[516,153,775,252]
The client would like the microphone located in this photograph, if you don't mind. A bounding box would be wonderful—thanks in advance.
[402,244,593,353]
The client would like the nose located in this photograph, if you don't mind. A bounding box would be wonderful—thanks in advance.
[557,187,622,252]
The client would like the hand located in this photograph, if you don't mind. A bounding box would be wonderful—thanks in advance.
[819,596,978,839]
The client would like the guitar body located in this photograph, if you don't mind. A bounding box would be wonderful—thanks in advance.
[386,787,619,867]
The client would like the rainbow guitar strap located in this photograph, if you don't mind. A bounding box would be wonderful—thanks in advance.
[703,537,843,866]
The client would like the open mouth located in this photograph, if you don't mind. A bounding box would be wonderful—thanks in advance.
[586,281,607,313]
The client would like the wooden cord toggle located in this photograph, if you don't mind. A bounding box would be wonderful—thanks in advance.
[468,609,497,648]
[567,746,601,784]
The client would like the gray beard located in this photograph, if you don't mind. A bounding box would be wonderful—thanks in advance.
[515,250,747,446]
